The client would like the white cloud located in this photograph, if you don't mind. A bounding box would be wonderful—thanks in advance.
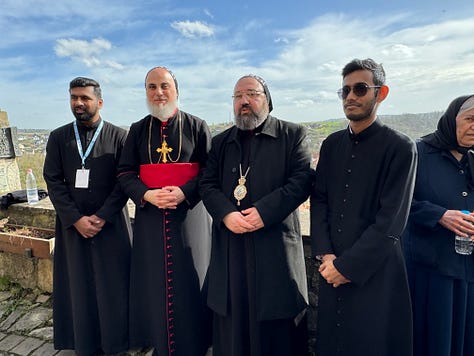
[274,37,289,44]
[171,20,214,38]
[82,57,101,67]
[55,38,112,58]
[294,99,316,107]
[3,3,474,129]
[382,44,414,58]
[204,9,214,19]
[53,38,126,69]
[242,13,474,121]
[105,61,126,71]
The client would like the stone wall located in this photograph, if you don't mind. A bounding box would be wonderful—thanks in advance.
[0,252,53,292]
[0,198,56,293]
[0,199,320,353]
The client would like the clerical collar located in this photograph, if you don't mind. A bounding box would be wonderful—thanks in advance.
[76,117,102,131]
[348,119,382,140]
[152,108,179,123]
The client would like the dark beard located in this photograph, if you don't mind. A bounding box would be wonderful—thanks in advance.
[345,97,377,122]
[73,111,94,122]
[346,112,369,122]
[234,109,267,131]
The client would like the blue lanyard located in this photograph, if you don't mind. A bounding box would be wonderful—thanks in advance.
[73,120,104,168]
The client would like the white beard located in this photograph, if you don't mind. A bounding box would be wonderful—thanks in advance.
[147,98,178,121]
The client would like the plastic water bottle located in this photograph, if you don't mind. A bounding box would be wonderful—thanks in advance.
[25,168,39,205]
[455,210,474,255]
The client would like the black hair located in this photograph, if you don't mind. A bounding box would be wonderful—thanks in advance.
[342,58,386,86]
[69,77,102,99]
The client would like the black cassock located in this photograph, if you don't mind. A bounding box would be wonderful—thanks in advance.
[200,117,312,356]
[43,119,131,356]
[311,120,417,356]
[118,112,212,356]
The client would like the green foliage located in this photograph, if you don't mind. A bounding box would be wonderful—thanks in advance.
[0,276,24,297]
[0,276,12,291]
[0,276,34,316]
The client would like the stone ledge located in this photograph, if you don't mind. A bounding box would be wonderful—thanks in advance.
[0,198,56,230]
[0,199,56,293]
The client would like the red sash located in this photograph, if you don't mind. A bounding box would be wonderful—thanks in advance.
[139,163,200,188]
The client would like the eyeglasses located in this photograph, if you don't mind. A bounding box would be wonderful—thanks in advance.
[232,90,264,100]
[337,83,381,100]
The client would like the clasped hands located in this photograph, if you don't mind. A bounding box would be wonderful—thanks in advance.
[318,254,351,288]
[223,207,264,234]
[74,214,105,239]
[143,186,185,209]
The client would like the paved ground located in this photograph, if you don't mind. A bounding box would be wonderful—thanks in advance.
[0,289,155,356]
[0,287,215,355]
[0,200,309,355]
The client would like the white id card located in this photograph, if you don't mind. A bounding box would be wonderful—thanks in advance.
[75,169,90,188]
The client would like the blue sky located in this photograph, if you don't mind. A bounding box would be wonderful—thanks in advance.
[1,0,474,129]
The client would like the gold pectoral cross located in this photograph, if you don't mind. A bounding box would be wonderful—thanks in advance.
[157,139,173,163]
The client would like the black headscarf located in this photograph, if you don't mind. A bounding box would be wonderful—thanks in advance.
[421,95,474,154]
[238,74,273,112]
[422,94,474,188]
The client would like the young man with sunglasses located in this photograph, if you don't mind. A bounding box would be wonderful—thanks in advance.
[310,58,417,356]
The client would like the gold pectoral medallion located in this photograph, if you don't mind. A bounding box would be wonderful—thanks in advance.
[233,177,248,206]
[234,164,250,206]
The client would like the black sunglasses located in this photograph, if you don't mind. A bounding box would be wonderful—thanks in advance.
[337,82,381,100]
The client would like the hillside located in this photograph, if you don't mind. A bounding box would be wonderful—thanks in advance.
[14,111,442,189]
[378,111,442,140]
[208,111,441,157]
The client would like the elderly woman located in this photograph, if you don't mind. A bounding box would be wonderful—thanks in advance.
[403,95,474,356]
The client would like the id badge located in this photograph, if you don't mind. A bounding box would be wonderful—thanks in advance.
[75,168,90,188]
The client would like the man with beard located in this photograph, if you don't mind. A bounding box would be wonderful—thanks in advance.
[117,67,212,356]
[310,58,417,356]
[44,77,131,355]
[200,74,313,356]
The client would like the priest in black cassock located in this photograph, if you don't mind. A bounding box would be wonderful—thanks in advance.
[200,75,312,356]
[310,58,417,356]
[44,77,131,356]
[117,67,212,356]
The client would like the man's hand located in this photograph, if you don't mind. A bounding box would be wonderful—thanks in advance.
[90,215,106,229]
[223,211,255,234]
[241,207,264,232]
[143,186,185,209]
[319,254,351,288]
[73,216,102,238]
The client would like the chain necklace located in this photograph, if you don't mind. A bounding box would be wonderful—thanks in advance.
[233,164,250,206]
[147,111,183,164]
